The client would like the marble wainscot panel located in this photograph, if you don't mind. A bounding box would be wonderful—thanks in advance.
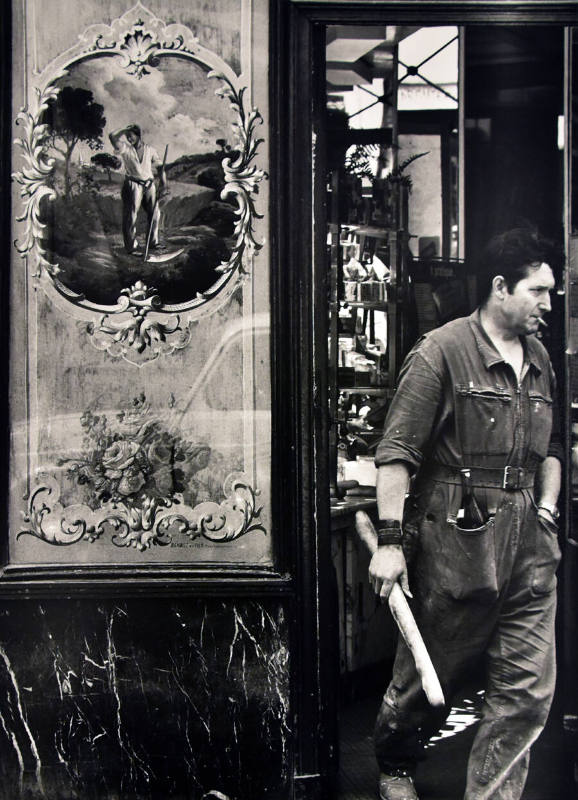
[0,599,290,799]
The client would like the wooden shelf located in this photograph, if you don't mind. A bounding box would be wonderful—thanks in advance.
[328,164,409,506]
[330,497,377,519]
[343,301,388,311]
[350,225,390,239]
[338,386,391,396]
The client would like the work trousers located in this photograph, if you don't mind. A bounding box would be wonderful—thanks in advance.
[374,481,561,800]
[121,179,160,254]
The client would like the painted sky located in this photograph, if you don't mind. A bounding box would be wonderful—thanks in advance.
[58,55,235,164]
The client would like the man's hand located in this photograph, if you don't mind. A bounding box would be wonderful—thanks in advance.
[369,544,412,601]
[158,171,170,199]
[537,506,558,525]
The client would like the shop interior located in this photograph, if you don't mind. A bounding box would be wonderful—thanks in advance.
[323,23,576,799]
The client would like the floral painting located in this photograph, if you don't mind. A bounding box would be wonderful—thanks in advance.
[63,394,216,508]
[19,394,266,552]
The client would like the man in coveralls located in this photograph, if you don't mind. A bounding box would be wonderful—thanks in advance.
[109,124,167,254]
[370,228,564,800]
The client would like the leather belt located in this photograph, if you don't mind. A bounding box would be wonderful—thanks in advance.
[426,462,535,490]
[127,176,154,188]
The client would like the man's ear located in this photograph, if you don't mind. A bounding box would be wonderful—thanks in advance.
[492,275,507,300]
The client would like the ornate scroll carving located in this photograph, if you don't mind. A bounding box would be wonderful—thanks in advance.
[20,475,266,553]
[19,393,266,552]
[85,281,191,364]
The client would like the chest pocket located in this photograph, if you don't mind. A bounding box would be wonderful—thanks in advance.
[528,391,553,461]
[455,384,513,458]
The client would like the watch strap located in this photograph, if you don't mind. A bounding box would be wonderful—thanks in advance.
[537,503,559,520]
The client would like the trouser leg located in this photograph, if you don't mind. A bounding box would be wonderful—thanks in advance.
[374,638,447,775]
[464,579,557,799]
[374,480,501,777]
[122,181,142,253]
[374,605,493,776]
[142,183,160,247]
[375,484,560,794]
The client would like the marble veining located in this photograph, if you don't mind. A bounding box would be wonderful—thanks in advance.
[0,644,45,796]
[0,599,290,799]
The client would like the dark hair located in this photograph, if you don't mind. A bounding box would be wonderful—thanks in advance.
[476,227,562,305]
[126,124,141,138]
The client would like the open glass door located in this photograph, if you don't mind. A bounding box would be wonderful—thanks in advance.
[319,14,574,800]
[564,23,578,783]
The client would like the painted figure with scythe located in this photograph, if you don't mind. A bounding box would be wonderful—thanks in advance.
[109,123,168,256]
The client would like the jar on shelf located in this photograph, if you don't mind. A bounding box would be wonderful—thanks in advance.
[344,281,358,301]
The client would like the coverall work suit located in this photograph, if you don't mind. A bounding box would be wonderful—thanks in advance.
[373,310,563,799]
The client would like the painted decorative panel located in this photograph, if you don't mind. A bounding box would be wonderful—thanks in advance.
[8,0,272,573]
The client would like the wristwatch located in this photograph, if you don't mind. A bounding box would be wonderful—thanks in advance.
[537,502,560,521]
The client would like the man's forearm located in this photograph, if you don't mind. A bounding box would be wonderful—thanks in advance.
[109,127,127,147]
[376,462,411,521]
[370,462,412,599]
[536,455,562,507]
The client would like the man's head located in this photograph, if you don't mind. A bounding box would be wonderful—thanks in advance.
[125,124,141,145]
[478,228,561,336]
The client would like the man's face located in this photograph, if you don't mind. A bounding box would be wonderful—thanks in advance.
[502,262,555,335]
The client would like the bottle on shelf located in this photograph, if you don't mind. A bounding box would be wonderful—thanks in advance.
[458,468,485,529]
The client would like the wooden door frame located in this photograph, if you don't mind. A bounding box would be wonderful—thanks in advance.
[274,2,578,796]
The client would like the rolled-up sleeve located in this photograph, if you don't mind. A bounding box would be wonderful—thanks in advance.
[374,349,444,474]
[547,365,564,464]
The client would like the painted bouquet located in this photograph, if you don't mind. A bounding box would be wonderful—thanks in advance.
[18,393,266,551]
[60,393,216,510]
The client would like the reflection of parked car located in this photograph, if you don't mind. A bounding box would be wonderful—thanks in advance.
[176,312,271,465]
[10,313,271,484]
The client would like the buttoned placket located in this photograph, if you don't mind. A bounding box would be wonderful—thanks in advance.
[489,360,530,552]
[470,314,536,471]
[509,361,530,468]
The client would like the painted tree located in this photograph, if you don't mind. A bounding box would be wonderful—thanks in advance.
[42,86,106,197]
[91,152,121,182]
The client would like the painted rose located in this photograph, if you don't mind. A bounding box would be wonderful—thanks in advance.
[102,439,146,496]
[102,440,141,476]
[147,439,173,467]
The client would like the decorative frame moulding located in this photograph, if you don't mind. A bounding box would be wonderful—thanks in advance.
[13,2,266,366]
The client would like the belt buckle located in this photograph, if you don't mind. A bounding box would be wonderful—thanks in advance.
[503,465,523,490]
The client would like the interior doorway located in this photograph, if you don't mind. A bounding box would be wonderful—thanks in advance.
[321,20,573,800]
